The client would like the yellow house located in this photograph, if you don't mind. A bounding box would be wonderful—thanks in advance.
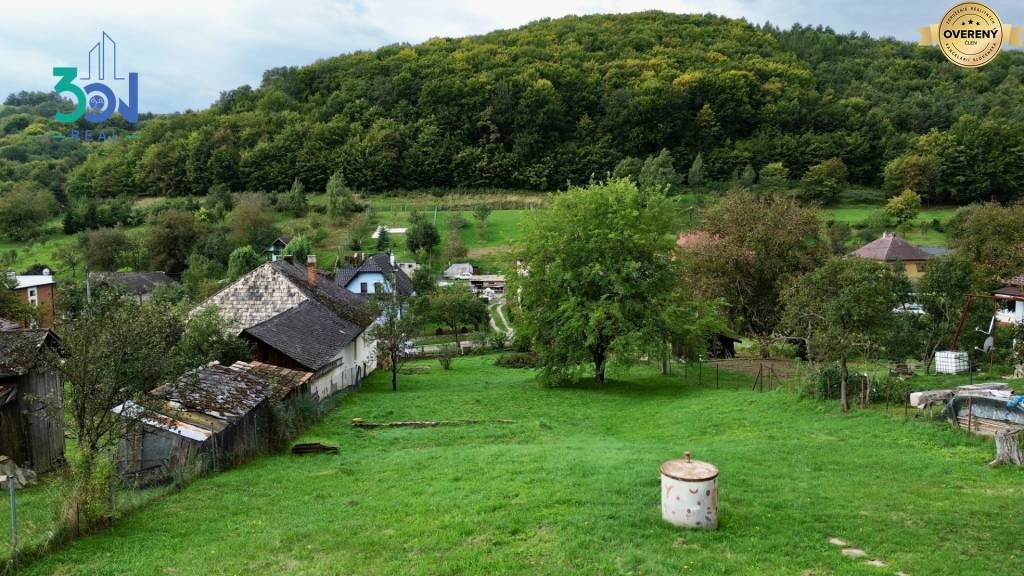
[850,233,932,280]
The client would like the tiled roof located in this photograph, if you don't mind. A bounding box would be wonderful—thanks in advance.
[243,300,363,371]
[851,233,931,262]
[334,253,414,296]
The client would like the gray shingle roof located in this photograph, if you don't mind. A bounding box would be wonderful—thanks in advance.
[243,300,364,371]
[90,271,178,295]
[0,329,54,377]
[271,260,374,328]
[334,253,414,296]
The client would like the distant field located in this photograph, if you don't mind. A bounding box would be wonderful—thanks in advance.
[11,355,1022,575]
[1,190,957,278]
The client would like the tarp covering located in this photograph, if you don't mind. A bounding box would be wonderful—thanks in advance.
[941,394,1024,426]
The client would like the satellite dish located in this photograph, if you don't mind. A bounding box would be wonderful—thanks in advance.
[982,336,995,353]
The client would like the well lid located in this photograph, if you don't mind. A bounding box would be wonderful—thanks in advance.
[660,451,719,482]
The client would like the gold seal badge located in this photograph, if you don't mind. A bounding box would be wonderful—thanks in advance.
[919,3,1022,67]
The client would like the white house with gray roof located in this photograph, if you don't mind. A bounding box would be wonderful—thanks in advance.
[197,256,377,401]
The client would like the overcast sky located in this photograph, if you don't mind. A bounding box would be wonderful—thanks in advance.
[3,1,1023,113]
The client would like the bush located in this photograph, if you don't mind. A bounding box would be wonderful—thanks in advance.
[495,352,540,369]
[816,363,871,401]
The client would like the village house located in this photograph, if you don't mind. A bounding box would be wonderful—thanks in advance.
[198,256,377,401]
[468,274,505,300]
[444,262,475,279]
[89,271,178,302]
[265,235,292,261]
[851,232,932,280]
[113,360,312,483]
[0,325,63,473]
[8,270,57,328]
[334,253,415,297]
[993,273,1024,325]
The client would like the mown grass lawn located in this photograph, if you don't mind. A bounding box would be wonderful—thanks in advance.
[12,355,1023,575]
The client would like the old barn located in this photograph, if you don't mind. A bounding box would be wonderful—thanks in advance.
[0,327,63,473]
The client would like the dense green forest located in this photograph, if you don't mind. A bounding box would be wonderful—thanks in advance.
[3,11,1024,235]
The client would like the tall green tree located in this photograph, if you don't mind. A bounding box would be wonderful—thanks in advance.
[227,245,264,280]
[783,257,906,411]
[799,157,848,203]
[284,235,312,264]
[514,179,683,384]
[884,189,922,225]
[637,149,682,194]
[757,162,789,196]
[686,189,824,357]
[473,205,492,239]
[369,271,420,391]
[284,178,308,217]
[687,152,706,187]
[407,219,440,256]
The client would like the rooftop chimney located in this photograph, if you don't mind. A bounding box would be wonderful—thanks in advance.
[390,252,396,267]
[307,254,318,286]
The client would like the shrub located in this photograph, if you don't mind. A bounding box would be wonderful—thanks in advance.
[495,352,540,369]
[816,363,871,401]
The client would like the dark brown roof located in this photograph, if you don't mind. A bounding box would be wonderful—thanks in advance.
[334,253,414,296]
[851,233,931,262]
[90,271,178,295]
[0,329,55,377]
[270,260,373,329]
[243,300,364,371]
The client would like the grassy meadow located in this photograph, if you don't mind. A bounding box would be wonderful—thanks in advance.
[8,355,1022,575]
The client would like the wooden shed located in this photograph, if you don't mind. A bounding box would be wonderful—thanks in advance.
[113,361,311,484]
[0,328,63,473]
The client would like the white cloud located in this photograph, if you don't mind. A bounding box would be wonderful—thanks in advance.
[1,1,1020,112]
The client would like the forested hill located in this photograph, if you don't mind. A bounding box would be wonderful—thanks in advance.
[5,11,1024,204]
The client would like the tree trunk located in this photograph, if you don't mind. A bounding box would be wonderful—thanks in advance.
[391,351,398,392]
[594,349,607,384]
[987,429,1024,467]
[840,356,850,412]
[660,339,669,375]
[451,323,462,354]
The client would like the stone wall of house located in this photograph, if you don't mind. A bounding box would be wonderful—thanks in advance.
[200,264,307,332]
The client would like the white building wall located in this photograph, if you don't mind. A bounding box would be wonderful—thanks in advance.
[308,330,378,401]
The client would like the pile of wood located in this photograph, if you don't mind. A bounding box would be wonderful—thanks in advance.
[351,418,514,429]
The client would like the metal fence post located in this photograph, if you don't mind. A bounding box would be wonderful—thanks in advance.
[8,478,17,570]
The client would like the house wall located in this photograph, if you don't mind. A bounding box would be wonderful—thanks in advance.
[17,285,55,328]
[345,272,388,294]
[902,260,927,280]
[309,332,377,401]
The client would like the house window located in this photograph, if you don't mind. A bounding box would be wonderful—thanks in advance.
[915,263,926,273]
[374,282,383,293]
[27,288,38,305]
[360,282,368,294]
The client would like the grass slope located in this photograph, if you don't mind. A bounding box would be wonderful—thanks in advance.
[13,356,1022,575]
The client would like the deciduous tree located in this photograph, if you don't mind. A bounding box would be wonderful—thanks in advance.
[514,179,683,384]
[782,257,906,411]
